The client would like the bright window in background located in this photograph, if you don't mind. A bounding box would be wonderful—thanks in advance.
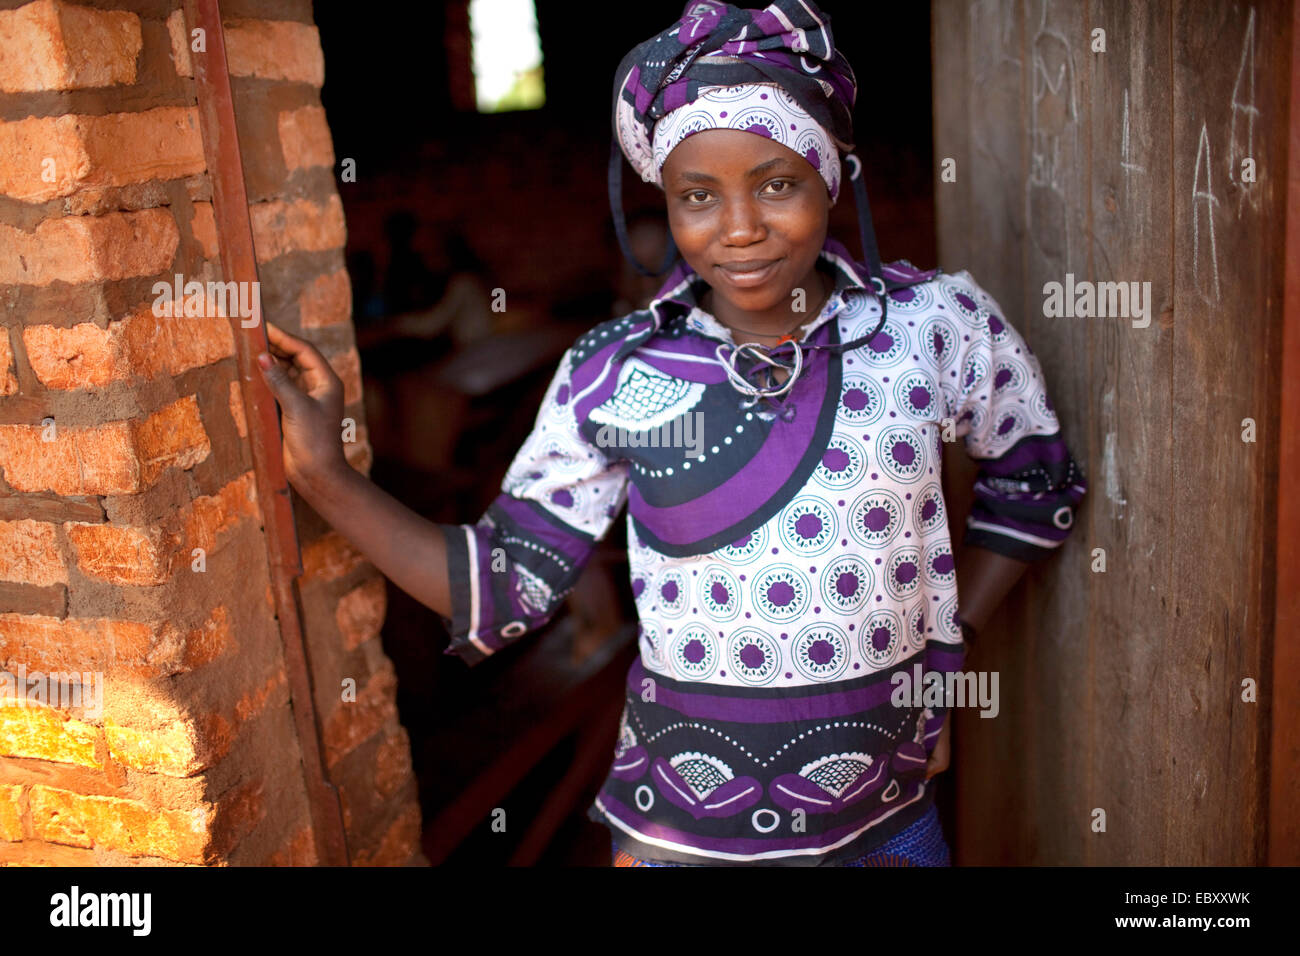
[468,0,546,112]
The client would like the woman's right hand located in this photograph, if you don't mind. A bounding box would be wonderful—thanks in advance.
[256,321,350,490]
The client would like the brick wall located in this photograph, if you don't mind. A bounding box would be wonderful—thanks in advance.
[0,0,423,866]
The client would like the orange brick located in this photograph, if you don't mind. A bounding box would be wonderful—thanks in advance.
[0,209,177,286]
[278,105,335,171]
[104,721,203,777]
[323,660,398,768]
[209,778,265,859]
[191,202,218,259]
[300,530,366,583]
[353,802,421,867]
[225,19,324,85]
[228,380,248,438]
[336,577,385,651]
[328,346,362,406]
[299,269,350,329]
[116,297,235,381]
[0,420,134,495]
[374,728,412,799]
[106,665,256,778]
[21,301,232,390]
[265,822,317,866]
[22,321,120,390]
[0,107,203,203]
[28,785,213,862]
[183,471,258,557]
[0,0,140,93]
[0,604,232,680]
[0,395,209,494]
[0,331,16,396]
[181,605,235,670]
[233,666,285,723]
[130,394,211,487]
[0,519,67,587]
[0,784,22,841]
[63,522,174,586]
[168,13,323,85]
[249,195,345,263]
[0,703,101,769]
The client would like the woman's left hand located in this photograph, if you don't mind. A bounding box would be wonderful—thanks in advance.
[924,715,951,779]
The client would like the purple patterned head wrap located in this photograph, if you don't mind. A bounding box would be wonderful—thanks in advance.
[608,1,885,282]
[649,82,843,202]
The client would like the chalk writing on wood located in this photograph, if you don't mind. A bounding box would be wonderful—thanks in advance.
[1227,6,1259,215]
[1120,87,1144,201]
[1191,121,1222,303]
[1027,1,1078,272]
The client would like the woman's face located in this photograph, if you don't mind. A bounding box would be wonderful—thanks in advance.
[661,128,830,320]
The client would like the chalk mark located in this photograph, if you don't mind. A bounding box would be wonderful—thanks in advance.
[1191,121,1222,303]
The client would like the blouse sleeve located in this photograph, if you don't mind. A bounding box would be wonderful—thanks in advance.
[941,271,1088,562]
[437,347,630,665]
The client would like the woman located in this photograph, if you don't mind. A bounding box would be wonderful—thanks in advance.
[257,0,1087,866]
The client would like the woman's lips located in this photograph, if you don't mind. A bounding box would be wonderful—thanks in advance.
[715,258,781,288]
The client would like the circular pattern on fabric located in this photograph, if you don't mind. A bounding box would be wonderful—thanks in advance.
[654,567,689,618]
[544,481,591,516]
[989,357,1028,398]
[698,565,742,622]
[953,399,988,438]
[875,425,927,483]
[919,315,958,370]
[892,370,941,421]
[855,319,908,368]
[837,373,885,426]
[922,542,957,588]
[905,602,928,651]
[727,628,782,686]
[526,433,589,477]
[751,564,811,623]
[859,610,903,668]
[651,109,716,174]
[940,281,984,320]
[779,497,837,556]
[727,105,785,139]
[912,482,946,535]
[814,433,867,489]
[1031,387,1055,420]
[885,282,934,313]
[987,406,1030,451]
[670,623,719,680]
[794,127,827,175]
[820,555,872,614]
[848,489,904,548]
[792,622,850,681]
[960,349,991,393]
[883,546,923,601]
[720,525,768,562]
[937,595,962,642]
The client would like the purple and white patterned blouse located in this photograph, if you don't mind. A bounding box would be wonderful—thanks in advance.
[437,236,1087,865]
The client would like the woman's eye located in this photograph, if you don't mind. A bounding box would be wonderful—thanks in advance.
[686,190,710,203]
[764,180,793,194]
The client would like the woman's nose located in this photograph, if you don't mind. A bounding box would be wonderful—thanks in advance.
[720,197,765,245]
